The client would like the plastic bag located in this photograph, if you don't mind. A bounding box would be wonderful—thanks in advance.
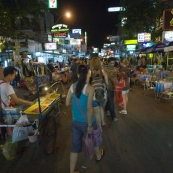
[12,115,34,143]
[1,136,18,160]
[82,133,94,160]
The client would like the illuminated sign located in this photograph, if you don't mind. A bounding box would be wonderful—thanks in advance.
[138,33,151,42]
[126,45,136,51]
[48,34,52,42]
[163,9,173,30]
[52,24,68,29]
[51,28,69,33]
[162,31,173,43]
[54,32,67,37]
[124,40,138,45]
[72,29,82,35]
[51,24,69,33]
[142,42,155,48]
[44,43,57,50]
[70,39,81,45]
[48,0,58,8]
[108,7,124,12]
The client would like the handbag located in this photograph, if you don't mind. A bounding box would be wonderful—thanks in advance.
[73,84,103,147]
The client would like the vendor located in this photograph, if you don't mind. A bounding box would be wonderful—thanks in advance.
[0,66,34,109]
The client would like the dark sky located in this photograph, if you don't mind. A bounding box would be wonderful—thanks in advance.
[57,0,120,49]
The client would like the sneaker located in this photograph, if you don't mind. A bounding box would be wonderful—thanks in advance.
[105,111,110,115]
[113,118,118,122]
[119,110,127,115]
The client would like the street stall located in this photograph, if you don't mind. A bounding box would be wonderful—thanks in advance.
[0,63,64,159]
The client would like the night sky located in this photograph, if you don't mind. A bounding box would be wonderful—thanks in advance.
[57,0,120,49]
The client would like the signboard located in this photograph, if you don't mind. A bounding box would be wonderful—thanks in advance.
[162,31,173,43]
[108,7,124,12]
[138,33,151,42]
[124,40,138,45]
[163,9,173,30]
[109,36,119,42]
[70,39,81,45]
[48,0,58,8]
[54,32,67,38]
[44,43,57,50]
[51,24,69,33]
[72,29,82,35]
[126,45,136,51]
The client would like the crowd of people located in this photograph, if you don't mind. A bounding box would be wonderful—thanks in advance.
[66,56,132,173]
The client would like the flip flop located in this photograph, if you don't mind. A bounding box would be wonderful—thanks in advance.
[96,149,104,161]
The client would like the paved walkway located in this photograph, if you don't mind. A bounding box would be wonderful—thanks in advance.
[1,85,173,173]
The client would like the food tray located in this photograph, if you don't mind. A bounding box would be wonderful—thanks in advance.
[49,94,61,99]
[41,99,55,106]
[24,104,48,114]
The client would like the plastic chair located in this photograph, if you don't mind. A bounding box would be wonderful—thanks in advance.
[157,84,173,106]
[144,78,156,99]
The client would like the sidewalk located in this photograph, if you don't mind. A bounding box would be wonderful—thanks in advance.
[1,85,173,173]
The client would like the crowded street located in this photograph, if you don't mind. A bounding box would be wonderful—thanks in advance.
[0,83,173,173]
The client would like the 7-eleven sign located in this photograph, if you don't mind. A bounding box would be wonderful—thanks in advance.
[48,0,58,8]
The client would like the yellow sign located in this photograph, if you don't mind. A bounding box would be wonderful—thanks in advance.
[124,40,138,45]
[148,53,153,58]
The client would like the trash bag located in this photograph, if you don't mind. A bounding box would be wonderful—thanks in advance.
[12,115,34,143]
[1,136,18,160]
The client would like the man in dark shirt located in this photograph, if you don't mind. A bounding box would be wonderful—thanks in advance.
[70,59,80,83]
[47,60,55,72]
[47,60,54,83]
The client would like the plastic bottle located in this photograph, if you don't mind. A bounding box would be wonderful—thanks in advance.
[6,112,12,125]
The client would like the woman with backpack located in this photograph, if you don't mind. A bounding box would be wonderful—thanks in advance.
[87,57,108,132]
[119,58,130,115]
[66,64,104,173]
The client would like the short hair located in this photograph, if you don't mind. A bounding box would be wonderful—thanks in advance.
[48,60,52,63]
[108,57,115,63]
[3,66,17,77]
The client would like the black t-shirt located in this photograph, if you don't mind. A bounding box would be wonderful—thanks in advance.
[47,63,54,72]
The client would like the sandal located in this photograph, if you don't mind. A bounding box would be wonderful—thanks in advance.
[96,149,104,161]
[74,170,80,173]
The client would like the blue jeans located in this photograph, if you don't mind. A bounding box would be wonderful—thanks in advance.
[105,90,116,119]
[71,120,97,153]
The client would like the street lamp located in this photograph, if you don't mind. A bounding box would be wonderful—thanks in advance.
[55,12,71,24]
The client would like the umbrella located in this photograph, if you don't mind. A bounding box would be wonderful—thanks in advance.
[164,41,173,52]
[146,42,166,53]
[139,46,155,54]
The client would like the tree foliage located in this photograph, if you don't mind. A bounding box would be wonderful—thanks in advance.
[0,0,49,38]
[119,0,169,40]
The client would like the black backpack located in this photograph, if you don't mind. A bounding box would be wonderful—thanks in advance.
[91,77,107,102]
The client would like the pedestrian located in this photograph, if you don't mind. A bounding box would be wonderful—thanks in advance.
[104,57,119,122]
[87,57,108,132]
[119,58,130,115]
[66,64,104,173]
[70,59,80,83]
[21,58,30,77]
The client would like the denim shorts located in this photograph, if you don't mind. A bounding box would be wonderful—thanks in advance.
[71,120,97,153]
[92,101,105,107]
[122,90,129,95]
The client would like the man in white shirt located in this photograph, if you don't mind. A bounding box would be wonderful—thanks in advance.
[0,66,34,109]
